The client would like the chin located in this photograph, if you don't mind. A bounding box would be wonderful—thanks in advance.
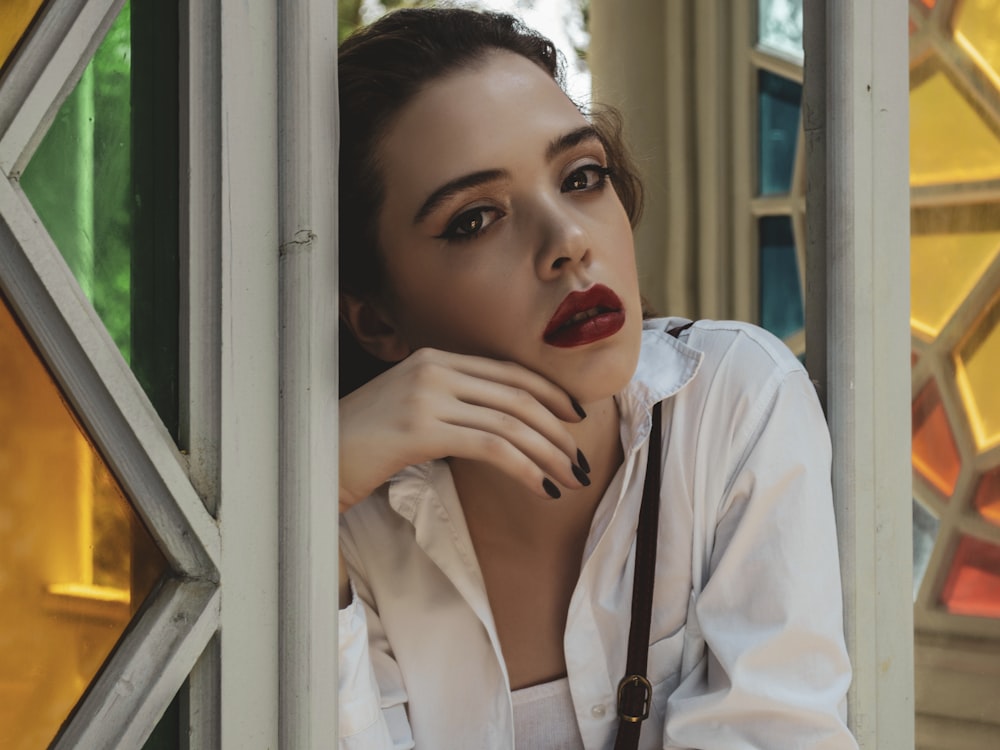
[555,336,642,405]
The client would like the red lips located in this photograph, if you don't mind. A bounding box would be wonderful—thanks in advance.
[543,284,626,348]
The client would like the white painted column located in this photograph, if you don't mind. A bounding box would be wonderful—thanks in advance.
[277,0,340,746]
[805,1,914,747]
[218,0,281,746]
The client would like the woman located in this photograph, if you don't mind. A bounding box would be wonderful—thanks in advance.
[337,8,856,749]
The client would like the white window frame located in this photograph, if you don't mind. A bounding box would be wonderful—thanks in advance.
[805,0,914,747]
[0,0,340,746]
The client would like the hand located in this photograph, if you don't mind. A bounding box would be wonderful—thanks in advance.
[338,347,587,513]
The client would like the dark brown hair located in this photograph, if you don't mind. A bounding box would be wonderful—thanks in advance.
[338,7,644,394]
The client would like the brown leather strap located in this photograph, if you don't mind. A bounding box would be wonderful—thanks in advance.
[613,322,688,749]
[613,399,662,749]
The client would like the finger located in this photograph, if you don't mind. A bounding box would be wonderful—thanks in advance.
[448,375,583,469]
[420,349,586,423]
[439,404,587,490]
[433,423,571,499]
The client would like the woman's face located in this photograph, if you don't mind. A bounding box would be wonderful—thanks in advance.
[373,51,643,403]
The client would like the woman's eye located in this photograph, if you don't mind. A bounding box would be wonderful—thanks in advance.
[437,207,502,241]
[562,165,612,193]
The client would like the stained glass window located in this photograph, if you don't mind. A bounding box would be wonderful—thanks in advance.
[758,71,802,196]
[758,215,803,339]
[912,379,962,499]
[19,0,180,438]
[0,0,45,70]
[758,0,803,61]
[0,296,168,749]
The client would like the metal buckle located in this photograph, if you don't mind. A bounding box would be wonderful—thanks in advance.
[616,674,652,723]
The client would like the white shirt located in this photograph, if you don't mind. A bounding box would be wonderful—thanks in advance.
[338,318,858,750]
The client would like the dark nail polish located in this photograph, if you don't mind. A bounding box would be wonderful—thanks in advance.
[572,464,591,487]
[577,449,591,474]
[570,397,587,420]
[542,478,561,499]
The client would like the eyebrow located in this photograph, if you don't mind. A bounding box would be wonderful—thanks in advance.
[412,125,604,225]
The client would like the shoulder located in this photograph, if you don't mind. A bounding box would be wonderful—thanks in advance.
[645,317,808,401]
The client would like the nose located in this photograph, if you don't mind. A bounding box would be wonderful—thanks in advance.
[533,200,591,278]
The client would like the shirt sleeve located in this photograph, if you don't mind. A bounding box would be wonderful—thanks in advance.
[664,366,858,749]
[339,537,415,749]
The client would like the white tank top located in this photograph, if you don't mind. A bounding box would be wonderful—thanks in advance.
[511,677,585,750]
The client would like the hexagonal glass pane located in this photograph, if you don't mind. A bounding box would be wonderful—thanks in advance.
[975,467,1000,527]
[941,534,1000,618]
[0,295,169,749]
[913,499,941,599]
[0,0,46,70]
[20,0,180,438]
[911,231,1000,341]
[955,294,1000,452]
[912,379,961,497]
[954,0,1000,85]
[910,69,1000,186]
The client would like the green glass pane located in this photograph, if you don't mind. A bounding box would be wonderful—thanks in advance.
[758,0,803,60]
[758,70,801,196]
[759,216,804,339]
[20,0,179,439]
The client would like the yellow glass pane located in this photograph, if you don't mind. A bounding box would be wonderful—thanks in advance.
[912,379,962,497]
[0,297,168,749]
[954,0,1000,87]
[911,231,1000,340]
[0,0,45,68]
[956,295,1000,452]
[910,70,1000,186]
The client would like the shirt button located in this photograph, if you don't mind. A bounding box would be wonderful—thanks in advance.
[591,704,607,718]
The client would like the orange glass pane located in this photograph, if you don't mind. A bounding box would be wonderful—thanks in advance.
[941,535,1000,618]
[976,467,1000,526]
[911,231,1000,340]
[910,70,1000,186]
[0,297,168,749]
[912,380,962,497]
[0,0,45,69]
[954,0,1000,87]
[955,295,1000,452]
[922,0,937,8]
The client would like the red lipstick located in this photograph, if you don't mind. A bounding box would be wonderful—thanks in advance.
[543,284,625,348]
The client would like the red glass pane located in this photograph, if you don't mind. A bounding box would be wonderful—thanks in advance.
[941,535,1000,617]
[975,468,1000,527]
[912,380,962,497]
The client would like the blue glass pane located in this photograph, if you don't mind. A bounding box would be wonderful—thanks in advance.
[913,499,940,600]
[758,70,802,196]
[759,216,803,339]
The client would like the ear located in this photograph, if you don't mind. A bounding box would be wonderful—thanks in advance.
[340,295,412,363]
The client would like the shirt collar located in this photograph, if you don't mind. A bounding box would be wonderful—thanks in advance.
[614,317,703,455]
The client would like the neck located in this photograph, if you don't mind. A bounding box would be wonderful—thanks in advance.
[450,395,624,549]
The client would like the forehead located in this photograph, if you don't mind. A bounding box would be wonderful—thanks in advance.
[377,51,589,194]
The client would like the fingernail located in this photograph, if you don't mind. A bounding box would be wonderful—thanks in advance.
[542,478,561,499]
[570,397,587,419]
[572,464,591,486]
[577,449,591,474]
